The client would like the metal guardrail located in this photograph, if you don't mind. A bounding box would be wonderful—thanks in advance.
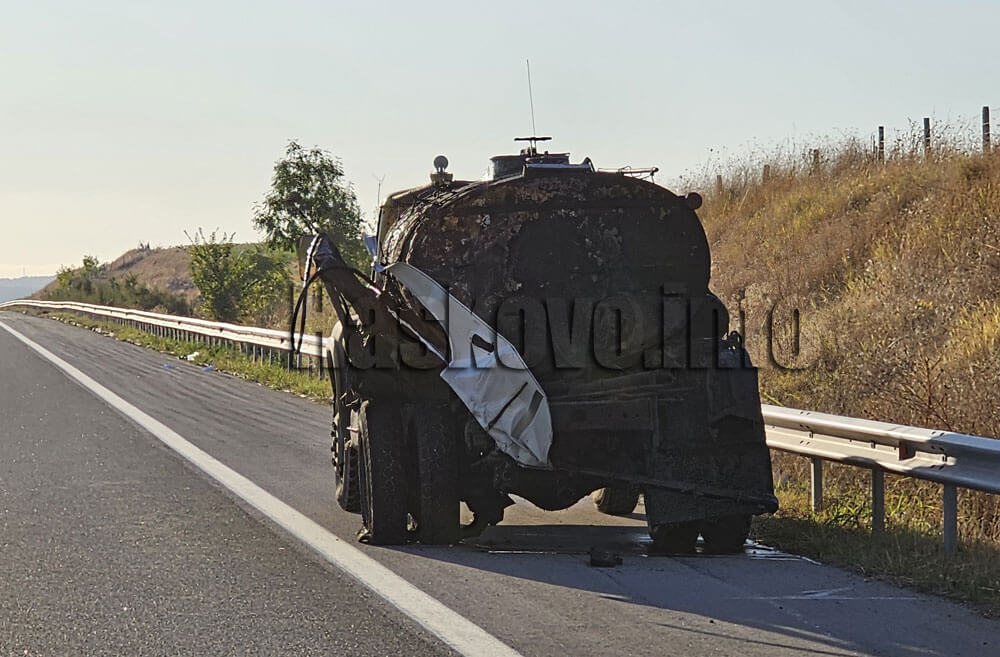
[0,299,325,371]
[763,406,1000,551]
[4,298,998,551]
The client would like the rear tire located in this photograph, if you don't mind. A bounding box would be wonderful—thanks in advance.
[413,404,461,545]
[358,400,409,545]
[648,521,699,554]
[591,485,640,516]
[699,514,751,554]
[333,437,362,513]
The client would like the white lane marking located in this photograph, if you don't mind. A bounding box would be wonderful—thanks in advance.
[0,320,524,657]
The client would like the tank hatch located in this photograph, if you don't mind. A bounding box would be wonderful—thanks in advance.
[490,136,594,180]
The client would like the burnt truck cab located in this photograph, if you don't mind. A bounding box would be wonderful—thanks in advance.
[307,140,776,551]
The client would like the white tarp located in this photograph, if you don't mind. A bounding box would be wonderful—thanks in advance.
[385,262,553,468]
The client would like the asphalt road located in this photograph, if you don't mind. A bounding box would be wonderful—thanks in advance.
[1,312,998,656]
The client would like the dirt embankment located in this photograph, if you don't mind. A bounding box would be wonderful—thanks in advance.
[103,246,198,304]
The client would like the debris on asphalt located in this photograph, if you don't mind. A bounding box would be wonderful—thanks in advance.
[589,547,623,567]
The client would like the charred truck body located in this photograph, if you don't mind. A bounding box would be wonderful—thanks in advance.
[301,141,777,552]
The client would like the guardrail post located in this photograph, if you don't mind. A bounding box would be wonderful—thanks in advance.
[316,331,325,381]
[943,484,958,552]
[810,457,823,512]
[871,469,885,532]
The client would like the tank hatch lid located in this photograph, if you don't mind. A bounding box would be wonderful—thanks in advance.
[490,146,594,180]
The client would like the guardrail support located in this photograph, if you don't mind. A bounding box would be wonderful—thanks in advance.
[943,484,958,552]
[871,469,885,532]
[810,457,823,512]
[316,331,325,381]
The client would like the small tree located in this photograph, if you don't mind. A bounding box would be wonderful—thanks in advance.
[252,141,368,269]
[187,229,288,324]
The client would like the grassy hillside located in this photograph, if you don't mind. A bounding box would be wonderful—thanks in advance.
[38,247,193,316]
[38,246,196,305]
[698,135,1000,593]
[701,142,1000,437]
[104,246,198,304]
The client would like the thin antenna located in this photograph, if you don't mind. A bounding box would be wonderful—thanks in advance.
[526,59,537,137]
[372,173,386,211]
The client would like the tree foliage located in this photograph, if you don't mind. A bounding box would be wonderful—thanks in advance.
[252,141,368,270]
[186,229,289,324]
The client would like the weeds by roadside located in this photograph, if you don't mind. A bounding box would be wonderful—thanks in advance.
[754,471,1000,617]
[44,311,332,403]
[687,127,1000,616]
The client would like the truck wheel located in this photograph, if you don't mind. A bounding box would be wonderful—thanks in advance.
[414,405,461,545]
[333,437,362,513]
[357,401,409,545]
[591,485,640,516]
[648,521,699,554]
[700,514,751,554]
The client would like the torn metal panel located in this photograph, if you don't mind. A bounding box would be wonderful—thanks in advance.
[386,262,552,468]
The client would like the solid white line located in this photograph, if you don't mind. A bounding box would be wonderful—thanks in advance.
[0,320,525,657]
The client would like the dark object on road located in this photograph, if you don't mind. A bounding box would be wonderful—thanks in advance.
[297,139,777,551]
[589,546,623,568]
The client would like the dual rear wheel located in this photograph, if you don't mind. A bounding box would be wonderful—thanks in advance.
[354,400,461,546]
[593,485,751,554]
[647,514,752,554]
[349,404,752,550]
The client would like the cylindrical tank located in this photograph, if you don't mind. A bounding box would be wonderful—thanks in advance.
[324,150,778,550]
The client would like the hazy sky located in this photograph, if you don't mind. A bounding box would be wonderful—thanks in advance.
[2,0,997,277]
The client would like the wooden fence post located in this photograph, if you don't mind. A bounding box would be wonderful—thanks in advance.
[878,126,885,163]
[923,117,931,156]
[762,164,771,183]
[984,106,992,152]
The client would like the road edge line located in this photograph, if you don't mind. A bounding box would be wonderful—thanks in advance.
[0,319,524,657]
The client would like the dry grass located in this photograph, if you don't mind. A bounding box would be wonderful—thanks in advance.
[45,311,332,403]
[695,126,1000,611]
[699,135,1000,441]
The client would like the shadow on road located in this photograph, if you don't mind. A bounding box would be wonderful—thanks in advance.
[389,517,968,657]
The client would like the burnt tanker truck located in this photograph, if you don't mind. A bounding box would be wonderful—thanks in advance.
[296,139,777,553]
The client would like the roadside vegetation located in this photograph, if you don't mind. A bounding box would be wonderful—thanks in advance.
[185,229,290,325]
[44,254,191,315]
[46,311,332,403]
[693,121,1000,614]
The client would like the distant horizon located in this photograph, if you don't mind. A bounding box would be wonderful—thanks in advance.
[0,273,56,281]
[0,267,62,279]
